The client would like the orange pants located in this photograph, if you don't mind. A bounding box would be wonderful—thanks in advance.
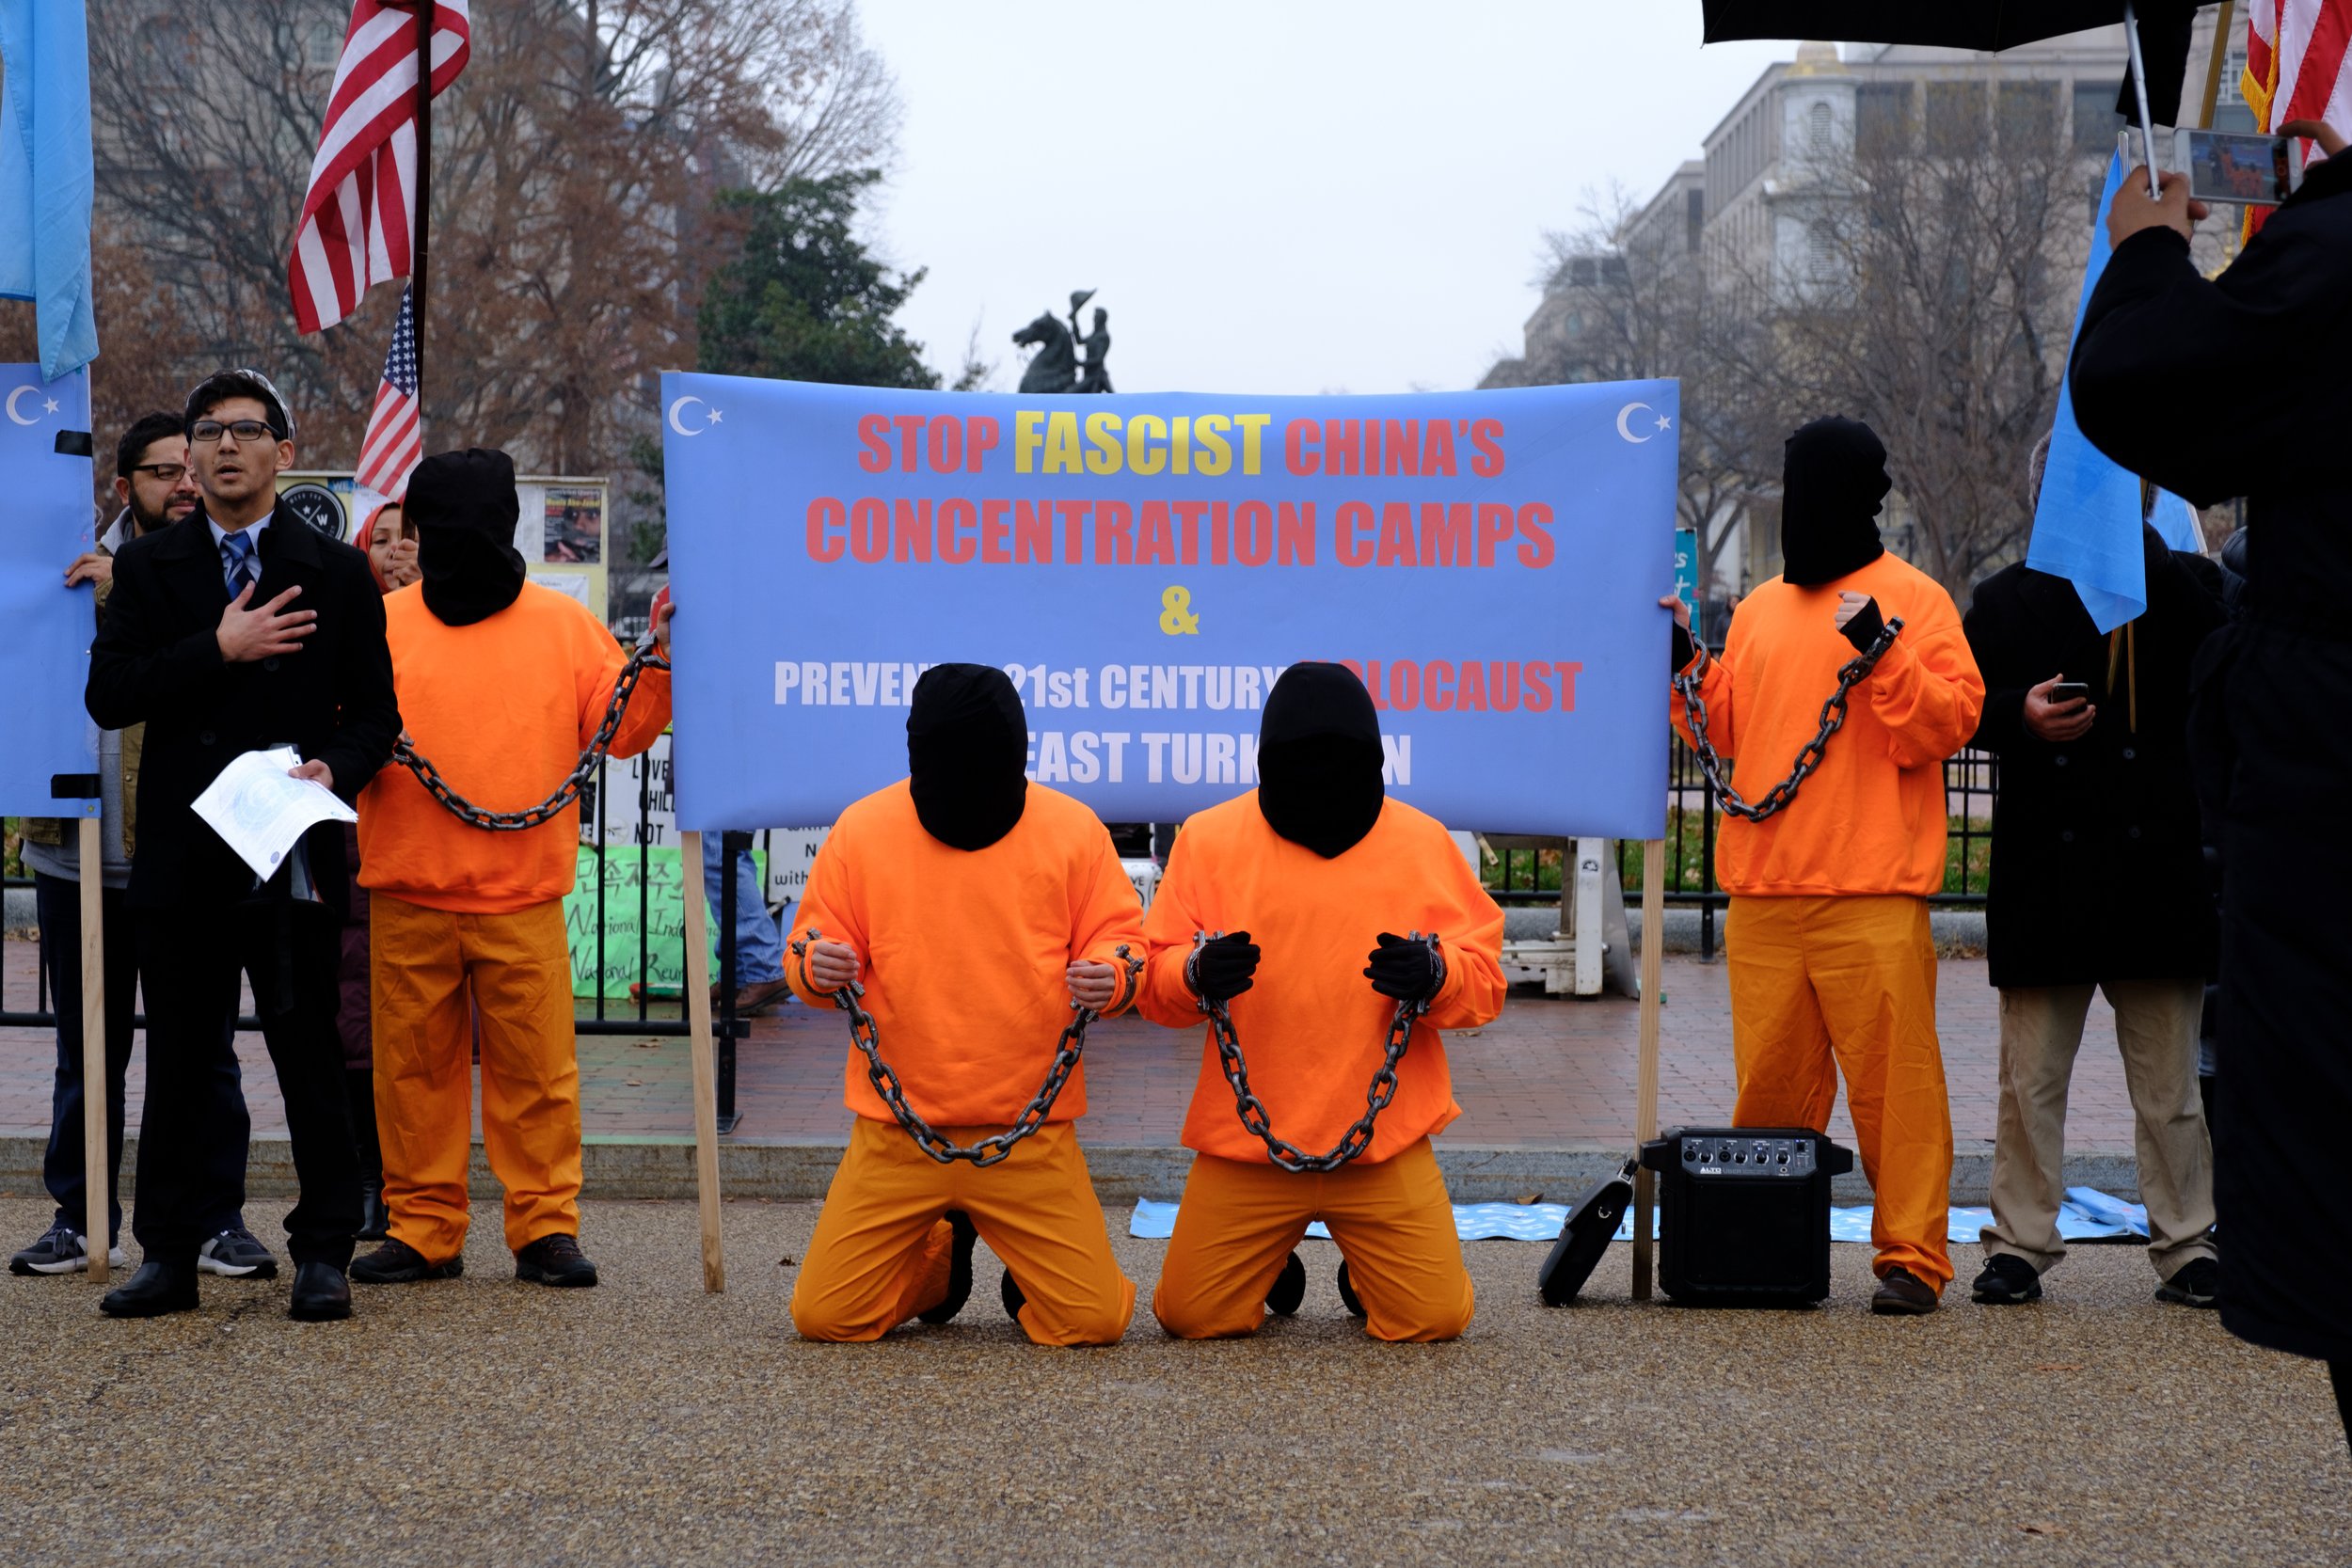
[371,894,581,1263]
[1154,1136,1473,1342]
[793,1117,1135,1346]
[1725,895,1953,1290]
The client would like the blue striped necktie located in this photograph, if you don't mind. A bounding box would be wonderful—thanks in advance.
[221,531,257,599]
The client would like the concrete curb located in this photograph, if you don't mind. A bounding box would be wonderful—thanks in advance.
[0,1132,2142,1209]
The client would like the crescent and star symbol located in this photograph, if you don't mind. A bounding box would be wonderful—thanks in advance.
[667,395,723,436]
[1614,402,1673,443]
[5,385,60,426]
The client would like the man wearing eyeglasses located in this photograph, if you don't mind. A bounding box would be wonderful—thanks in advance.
[85,370,400,1322]
[11,413,275,1280]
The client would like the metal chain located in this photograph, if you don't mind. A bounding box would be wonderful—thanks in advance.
[791,932,1145,1166]
[390,646,670,832]
[1673,619,1903,822]
[1196,928,1437,1174]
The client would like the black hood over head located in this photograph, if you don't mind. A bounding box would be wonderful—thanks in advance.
[408,447,528,626]
[907,663,1029,851]
[1256,662,1385,859]
[1779,416,1891,588]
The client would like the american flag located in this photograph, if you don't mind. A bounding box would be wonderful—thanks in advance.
[288,1,471,335]
[2243,0,2351,236]
[356,285,423,499]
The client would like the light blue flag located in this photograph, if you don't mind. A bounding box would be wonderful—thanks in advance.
[2027,152,2202,633]
[0,0,96,382]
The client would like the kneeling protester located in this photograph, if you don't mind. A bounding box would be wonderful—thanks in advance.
[787,664,1145,1346]
[1140,663,1505,1342]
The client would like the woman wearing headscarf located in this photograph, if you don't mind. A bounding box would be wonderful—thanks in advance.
[1661,417,1984,1315]
[349,449,673,1290]
[1138,663,1506,1342]
[784,664,1146,1346]
[2069,134,2352,1442]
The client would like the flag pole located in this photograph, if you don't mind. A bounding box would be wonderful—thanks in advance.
[411,0,435,389]
[2122,1,2164,198]
[2199,2,2237,132]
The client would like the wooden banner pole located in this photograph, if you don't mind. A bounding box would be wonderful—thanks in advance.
[679,829,726,1292]
[1630,837,1665,1302]
[77,818,109,1285]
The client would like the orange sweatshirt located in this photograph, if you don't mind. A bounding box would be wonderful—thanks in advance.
[359,583,672,912]
[1669,552,1982,898]
[785,781,1146,1127]
[1138,795,1506,1165]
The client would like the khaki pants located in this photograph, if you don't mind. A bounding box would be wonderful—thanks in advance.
[1983,979,2216,1280]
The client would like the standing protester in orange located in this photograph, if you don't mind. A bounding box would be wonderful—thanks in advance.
[349,450,673,1290]
[1663,418,1984,1315]
[786,665,1145,1346]
[1140,664,1505,1342]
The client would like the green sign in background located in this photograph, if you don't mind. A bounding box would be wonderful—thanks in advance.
[563,846,764,1000]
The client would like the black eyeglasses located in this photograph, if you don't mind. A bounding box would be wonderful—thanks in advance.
[128,463,189,482]
[190,420,282,445]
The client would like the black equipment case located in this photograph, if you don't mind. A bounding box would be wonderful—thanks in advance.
[1536,1161,1635,1306]
[1638,1127,1854,1307]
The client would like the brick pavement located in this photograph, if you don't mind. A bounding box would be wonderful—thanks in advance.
[0,934,2139,1150]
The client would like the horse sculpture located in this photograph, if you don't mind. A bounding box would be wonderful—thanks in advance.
[1013,311,1078,393]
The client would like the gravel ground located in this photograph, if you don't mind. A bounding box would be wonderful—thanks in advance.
[1,1195,2343,1567]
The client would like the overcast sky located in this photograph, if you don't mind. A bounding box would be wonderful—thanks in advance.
[857,2,1790,397]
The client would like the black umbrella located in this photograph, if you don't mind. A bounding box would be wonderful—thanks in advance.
[1701,1,2218,192]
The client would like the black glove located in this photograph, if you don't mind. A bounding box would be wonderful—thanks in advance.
[1670,620,1697,674]
[1187,931,1260,1003]
[1837,595,1886,653]
[1363,932,1444,1003]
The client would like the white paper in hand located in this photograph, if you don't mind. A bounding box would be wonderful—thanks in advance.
[191,746,358,881]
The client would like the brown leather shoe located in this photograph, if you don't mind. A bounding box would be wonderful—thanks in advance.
[1870,1266,1939,1316]
[734,976,793,1016]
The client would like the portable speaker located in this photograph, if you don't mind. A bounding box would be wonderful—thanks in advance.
[1638,1126,1854,1307]
[1536,1161,1635,1306]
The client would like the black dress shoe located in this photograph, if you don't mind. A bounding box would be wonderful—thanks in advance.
[918,1211,978,1324]
[289,1261,353,1322]
[99,1258,199,1319]
[356,1182,390,1243]
[1335,1260,1366,1319]
[1266,1251,1306,1316]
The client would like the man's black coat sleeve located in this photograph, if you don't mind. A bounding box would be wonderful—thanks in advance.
[1962,580,2031,756]
[2072,219,2352,505]
[313,554,398,802]
[85,542,226,730]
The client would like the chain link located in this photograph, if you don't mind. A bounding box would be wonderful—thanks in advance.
[390,646,669,832]
[791,933,1144,1166]
[1673,619,1902,822]
[1196,928,1435,1173]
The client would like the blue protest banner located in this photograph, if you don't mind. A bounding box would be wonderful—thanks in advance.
[0,363,97,816]
[661,378,1678,839]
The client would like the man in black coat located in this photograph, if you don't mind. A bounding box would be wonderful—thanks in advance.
[2070,126,2352,1446]
[85,370,400,1322]
[1963,481,2222,1310]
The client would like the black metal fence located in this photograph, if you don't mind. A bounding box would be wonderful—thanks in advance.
[1486,738,2000,958]
[3,759,747,1130]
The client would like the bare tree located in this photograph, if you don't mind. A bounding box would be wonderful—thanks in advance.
[1715,86,2095,598]
[84,0,900,480]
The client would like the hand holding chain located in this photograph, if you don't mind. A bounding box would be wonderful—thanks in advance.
[1673,620,1901,822]
[392,646,669,832]
[1196,928,1436,1174]
[791,931,1144,1166]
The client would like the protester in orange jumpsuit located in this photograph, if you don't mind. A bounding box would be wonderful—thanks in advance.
[786,664,1146,1346]
[1140,663,1506,1342]
[1664,417,1984,1314]
[349,449,673,1290]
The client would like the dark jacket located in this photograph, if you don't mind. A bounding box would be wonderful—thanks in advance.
[1963,527,2221,989]
[2070,151,2352,1364]
[86,501,399,914]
